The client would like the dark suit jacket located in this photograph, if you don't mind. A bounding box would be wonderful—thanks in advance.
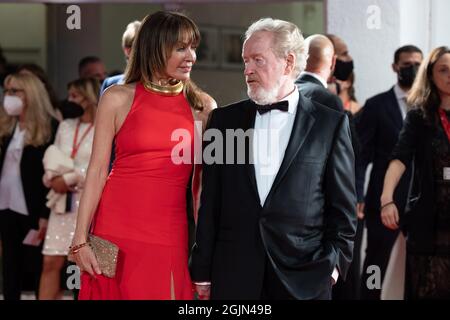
[295,74,344,113]
[391,109,440,254]
[100,74,125,95]
[0,119,58,229]
[190,92,357,300]
[296,73,362,200]
[355,87,412,217]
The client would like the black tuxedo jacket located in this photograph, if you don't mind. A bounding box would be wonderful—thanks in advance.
[190,92,357,299]
[0,119,58,229]
[295,74,344,112]
[296,73,362,200]
[355,87,412,216]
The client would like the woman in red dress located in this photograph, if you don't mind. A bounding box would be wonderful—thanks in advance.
[69,11,216,300]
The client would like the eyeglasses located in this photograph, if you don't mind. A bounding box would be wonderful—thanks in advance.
[3,88,24,95]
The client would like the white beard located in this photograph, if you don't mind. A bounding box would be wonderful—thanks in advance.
[247,80,283,105]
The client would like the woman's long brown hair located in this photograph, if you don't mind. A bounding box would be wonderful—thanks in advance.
[125,11,205,111]
[408,46,450,122]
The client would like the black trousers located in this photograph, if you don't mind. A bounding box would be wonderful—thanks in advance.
[332,218,364,300]
[260,257,332,300]
[360,211,400,300]
[260,258,293,300]
[0,209,43,300]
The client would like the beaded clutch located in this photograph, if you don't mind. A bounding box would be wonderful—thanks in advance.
[88,234,119,278]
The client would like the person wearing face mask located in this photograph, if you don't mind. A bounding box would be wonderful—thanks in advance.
[356,45,423,300]
[69,11,216,300]
[0,73,59,300]
[337,72,361,115]
[38,78,100,300]
[326,34,355,96]
[17,63,63,121]
[58,57,106,120]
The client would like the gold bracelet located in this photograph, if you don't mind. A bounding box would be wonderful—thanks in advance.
[69,242,89,255]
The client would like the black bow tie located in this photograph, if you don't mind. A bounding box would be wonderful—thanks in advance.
[255,101,289,115]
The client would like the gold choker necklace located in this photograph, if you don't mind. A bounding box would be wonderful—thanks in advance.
[143,80,184,96]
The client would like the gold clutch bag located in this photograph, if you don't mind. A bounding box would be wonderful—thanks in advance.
[88,234,119,278]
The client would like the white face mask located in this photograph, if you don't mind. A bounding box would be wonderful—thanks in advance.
[3,95,24,116]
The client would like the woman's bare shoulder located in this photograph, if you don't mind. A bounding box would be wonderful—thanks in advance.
[102,83,136,103]
[98,83,137,113]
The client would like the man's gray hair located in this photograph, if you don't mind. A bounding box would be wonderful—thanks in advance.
[245,18,306,78]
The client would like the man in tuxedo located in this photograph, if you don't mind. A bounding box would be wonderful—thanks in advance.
[357,45,423,300]
[190,19,357,300]
[295,34,343,112]
[296,34,363,300]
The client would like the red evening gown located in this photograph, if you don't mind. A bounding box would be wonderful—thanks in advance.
[78,82,194,300]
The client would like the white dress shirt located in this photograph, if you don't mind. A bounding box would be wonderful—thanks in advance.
[0,125,29,216]
[253,87,339,284]
[253,88,299,206]
[393,84,408,120]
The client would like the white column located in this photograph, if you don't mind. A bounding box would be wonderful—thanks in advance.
[399,0,431,52]
[325,0,439,104]
[430,0,450,48]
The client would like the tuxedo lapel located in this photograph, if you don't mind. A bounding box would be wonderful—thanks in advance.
[240,101,261,206]
[263,94,316,208]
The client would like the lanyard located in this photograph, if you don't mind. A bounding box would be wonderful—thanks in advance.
[71,120,93,159]
[438,108,450,144]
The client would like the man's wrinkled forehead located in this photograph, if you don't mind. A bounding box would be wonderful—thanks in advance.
[242,31,274,58]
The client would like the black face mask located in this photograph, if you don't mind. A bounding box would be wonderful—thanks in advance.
[398,64,420,88]
[59,99,84,119]
[334,59,354,81]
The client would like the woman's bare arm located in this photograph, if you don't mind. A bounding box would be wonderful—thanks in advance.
[380,160,406,230]
[72,85,133,244]
[69,85,134,276]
